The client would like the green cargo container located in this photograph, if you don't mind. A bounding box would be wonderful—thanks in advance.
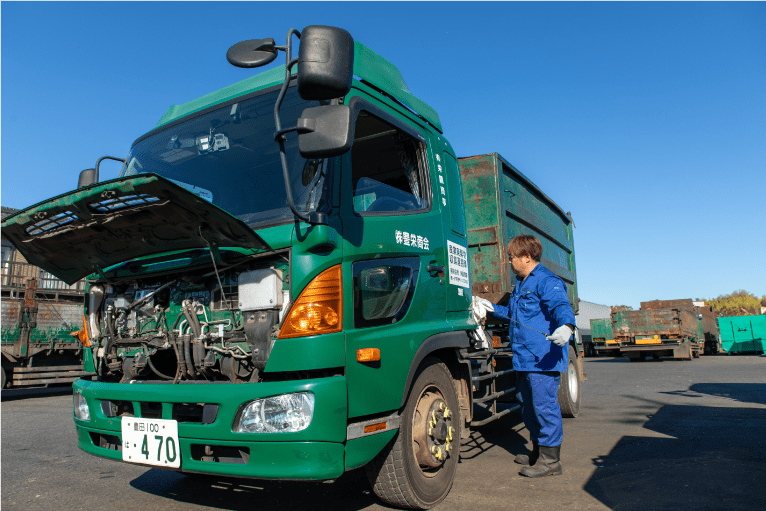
[718,315,766,354]
[590,317,619,356]
[458,153,578,312]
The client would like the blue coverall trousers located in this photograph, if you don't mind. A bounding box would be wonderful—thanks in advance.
[516,371,563,447]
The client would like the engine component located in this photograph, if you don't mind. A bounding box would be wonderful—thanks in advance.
[238,269,283,311]
[244,310,280,371]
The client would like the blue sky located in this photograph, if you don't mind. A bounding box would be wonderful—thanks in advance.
[2,2,764,309]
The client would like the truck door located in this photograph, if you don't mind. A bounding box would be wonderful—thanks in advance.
[439,150,471,313]
[340,104,447,418]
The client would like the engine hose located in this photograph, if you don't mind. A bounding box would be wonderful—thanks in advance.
[183,334,196,378]
[171,312,184,332]
[146,352,174,380]
[171,334,184,384]
[182,303,202,339]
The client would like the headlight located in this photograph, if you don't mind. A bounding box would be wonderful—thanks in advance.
[233,392,314,433]
[73,391,90,421]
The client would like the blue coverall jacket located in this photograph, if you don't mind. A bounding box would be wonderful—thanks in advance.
[491,263,576,373]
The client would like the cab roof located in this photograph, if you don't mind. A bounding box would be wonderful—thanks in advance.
[153,41,442,134]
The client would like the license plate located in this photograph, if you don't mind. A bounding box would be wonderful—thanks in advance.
[121,417,180,468]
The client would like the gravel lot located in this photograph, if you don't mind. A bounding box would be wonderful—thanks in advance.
[3,355,765,510]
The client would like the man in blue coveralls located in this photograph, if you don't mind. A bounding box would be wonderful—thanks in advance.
[478,235,575,477]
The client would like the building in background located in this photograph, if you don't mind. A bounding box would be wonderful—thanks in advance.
[576,300,612,357]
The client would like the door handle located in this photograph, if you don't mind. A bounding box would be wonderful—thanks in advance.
[427,265,444,276]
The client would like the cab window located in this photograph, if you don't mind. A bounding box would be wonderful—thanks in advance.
[351,112,429,214]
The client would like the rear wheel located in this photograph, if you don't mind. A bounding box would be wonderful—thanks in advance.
[366,358,460,509]
[558,345,581,418]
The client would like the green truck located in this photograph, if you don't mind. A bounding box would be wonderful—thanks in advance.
[589,317,619,356]
[1,26,582,509]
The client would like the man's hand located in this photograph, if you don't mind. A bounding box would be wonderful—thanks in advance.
[472,296,494,315]
[546,325,573,347]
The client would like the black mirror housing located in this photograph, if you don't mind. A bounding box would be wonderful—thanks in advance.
[227,38,278,68]
[298,105,354,158]
[297,26,354,100]
[78,168,98,189]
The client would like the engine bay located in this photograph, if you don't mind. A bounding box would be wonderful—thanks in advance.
[86,252,291,383]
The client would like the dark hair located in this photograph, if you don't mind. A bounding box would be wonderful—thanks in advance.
[507,235,543,262]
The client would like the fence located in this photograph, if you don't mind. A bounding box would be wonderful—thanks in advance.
[1,260,85,293]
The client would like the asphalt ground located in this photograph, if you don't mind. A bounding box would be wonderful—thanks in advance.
[2,355,765,511]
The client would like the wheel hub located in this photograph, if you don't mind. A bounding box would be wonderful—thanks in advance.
[412,391,455,470]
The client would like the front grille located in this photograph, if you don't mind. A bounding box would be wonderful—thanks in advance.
[101,400,134,418]
[172,403,219,424]
[140,402,162,419]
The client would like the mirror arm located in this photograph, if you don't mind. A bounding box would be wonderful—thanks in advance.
[94,156,126,182]
[273,29,319,225]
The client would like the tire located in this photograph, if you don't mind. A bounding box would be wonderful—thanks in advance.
[366,358,460,509]
[558,345,581,418]
[1,366,6,390]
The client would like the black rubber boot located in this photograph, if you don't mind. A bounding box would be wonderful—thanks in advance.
[519,445,562,477]
[514,442,539,466]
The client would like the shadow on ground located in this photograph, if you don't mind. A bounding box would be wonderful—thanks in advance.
[130,466,379,511]
[584,383,766,510]
[127,403,528,511]
[460,403,527,461]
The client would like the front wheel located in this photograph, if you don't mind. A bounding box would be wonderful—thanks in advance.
[366,358,460,509]
[558,345,581,418]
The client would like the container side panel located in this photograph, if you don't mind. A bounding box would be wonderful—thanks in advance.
[613,309,698,340]
[459,154,508,303]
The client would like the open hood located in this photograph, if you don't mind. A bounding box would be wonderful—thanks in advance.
[1,174,272,285]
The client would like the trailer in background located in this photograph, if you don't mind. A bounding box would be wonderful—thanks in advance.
[642,299,721,355]
[615,300,703,361]
[2,208,93,389]
[718,315,766,355]
[590,317,621,356]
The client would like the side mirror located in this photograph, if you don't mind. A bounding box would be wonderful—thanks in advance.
[78,168,97,188]
[297,26,354,100]
[226,38,278,68]
[298,105,354,158]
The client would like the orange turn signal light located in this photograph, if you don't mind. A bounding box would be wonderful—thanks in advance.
[492,336,501,348]
[364,421,387,434]
[278,265,342,339]
[357,348,380,363]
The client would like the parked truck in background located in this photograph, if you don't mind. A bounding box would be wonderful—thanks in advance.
[2,207,93,388]
[1,26,583,509]
[589,317,620,356]
[615,299,716,361]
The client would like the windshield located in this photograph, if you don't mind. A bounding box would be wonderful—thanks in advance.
[121,87,330,229]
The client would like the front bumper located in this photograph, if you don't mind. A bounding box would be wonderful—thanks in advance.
[73,376,347,480]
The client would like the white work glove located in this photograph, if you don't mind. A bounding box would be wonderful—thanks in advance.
[546,325,573,347]
[471,296,494,321]
[471,296,495,349]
